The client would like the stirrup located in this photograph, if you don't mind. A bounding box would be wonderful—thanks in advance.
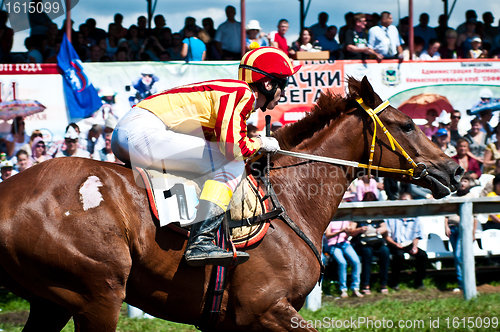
[185,245,250,267]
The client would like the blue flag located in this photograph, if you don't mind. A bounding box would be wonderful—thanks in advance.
[57,33,102,120]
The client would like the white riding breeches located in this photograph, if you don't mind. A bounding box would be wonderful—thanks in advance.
[111,107,245,192]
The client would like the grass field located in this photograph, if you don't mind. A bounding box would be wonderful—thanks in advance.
[0,280,499,331]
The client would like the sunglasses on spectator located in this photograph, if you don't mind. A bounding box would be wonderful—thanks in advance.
[452,116,461,119]
[65,138,78,143]
[35,144,45,148]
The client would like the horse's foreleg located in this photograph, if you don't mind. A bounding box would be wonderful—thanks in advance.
[23,298,72,332]
[257,298,318,332]
[72,294,124,332]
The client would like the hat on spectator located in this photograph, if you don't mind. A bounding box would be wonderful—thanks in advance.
[472,36,482,43]
[436,128,448,137]
[0,160,14,169]
[117,38,128,47]
[65,126,79,140]
[438,111,451,125]
[246,20,261,31]
[105,115,118,130]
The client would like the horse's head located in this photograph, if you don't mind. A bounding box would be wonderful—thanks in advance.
[347,76,463,198]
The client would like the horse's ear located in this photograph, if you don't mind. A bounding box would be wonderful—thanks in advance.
[359,76,379,107]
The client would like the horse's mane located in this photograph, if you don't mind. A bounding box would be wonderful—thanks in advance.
[276,77,362,150]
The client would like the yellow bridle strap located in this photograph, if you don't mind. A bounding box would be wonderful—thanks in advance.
[355,97,418,176]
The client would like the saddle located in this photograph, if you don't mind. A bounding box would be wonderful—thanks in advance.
[135,167,274,249]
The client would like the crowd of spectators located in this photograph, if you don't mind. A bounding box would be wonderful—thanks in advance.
[1,7,500,63]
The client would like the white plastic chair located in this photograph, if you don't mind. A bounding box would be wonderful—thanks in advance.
[426,233,453,259]
[481,229,500,255]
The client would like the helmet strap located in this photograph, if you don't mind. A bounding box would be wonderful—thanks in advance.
[256,81,279,112]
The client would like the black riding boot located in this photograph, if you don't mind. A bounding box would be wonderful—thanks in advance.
[184,200,250,267]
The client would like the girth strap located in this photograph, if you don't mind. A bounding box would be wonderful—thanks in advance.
[261,177,325,283]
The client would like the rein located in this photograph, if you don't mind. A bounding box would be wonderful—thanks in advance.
[276,98,428,180]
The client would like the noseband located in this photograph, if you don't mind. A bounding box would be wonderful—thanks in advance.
[276,97,428,180]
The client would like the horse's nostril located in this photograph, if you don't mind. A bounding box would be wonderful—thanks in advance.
[454,166,465,183]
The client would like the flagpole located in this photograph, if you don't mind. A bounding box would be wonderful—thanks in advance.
[66,0,71,42]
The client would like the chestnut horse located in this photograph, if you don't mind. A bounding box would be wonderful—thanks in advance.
[0,77,461,331]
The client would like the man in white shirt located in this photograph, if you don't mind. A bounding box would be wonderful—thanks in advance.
[368,11,403,59]
[214,5,241,60]
[55,127,91,158]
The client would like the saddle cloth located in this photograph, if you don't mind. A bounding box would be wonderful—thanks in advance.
[135,167,271,249]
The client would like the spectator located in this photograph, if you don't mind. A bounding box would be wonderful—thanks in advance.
[246,124,259,138]
[457,18,480,56]
[483,124,500,174]
[402,35,425,61]
[126,25,143,60]
[0,10,14,63]
[73,32,90,61]
[325,220,363,298]
[47,123,84,157]
[383,177,411,201]
[137,16,151,40]
[482,12,497,43]
[414,13,437,49]
[449,110,463,147]
[385,192,428,290]
[113,13,128,39]
[479,108,494,137]
[434,14,450,45]
[214,5,241,60]
[5,117,30,160]
[28,0,53,37]
[419,38,441,60]
[481,159,500,196]
[31,137,51,165]
[152,14,166,39]
[179,17,202,39]
[445,172,478,292]
[104,23,119,58]
[439,29,464,59]
[138,36,164,61]
[167,33,184,60]
[159,27,172,49]
[25,37,43,63]
[55,127,91,158]
[464,117,489,162]
[418,108,439,139]
[15,150,32,172]
[316,25,342,60]
[483,174,500,230]
[269,19,290,55]
[468,37,486,59]
[475,22,493,53]
[435,128,457,157]
[456,10,477,35]
[351,192,390,295]
[344,13,382,60]
[86,18,107,42]
[452,138,482,179]
[245,20,268,52]
[202,17,219,60]
[181,24,206,61]
[92,133,121,163]
[338,12,354,46]
[86,124,103,155]
[367,11,403,60]
[357,174,380,201]
[0,160,16,182]
[309,12,329,40]
[397,16,409,45]
[87,45,104,62]
[289,28,320,59]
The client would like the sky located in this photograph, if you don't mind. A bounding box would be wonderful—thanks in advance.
[8,0,500,52]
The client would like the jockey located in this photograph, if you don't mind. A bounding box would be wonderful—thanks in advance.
[111,47,301,267]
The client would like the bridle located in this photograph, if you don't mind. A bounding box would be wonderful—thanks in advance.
[276,97,429,180]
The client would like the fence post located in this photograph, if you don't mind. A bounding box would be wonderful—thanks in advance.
[459,201,477,300]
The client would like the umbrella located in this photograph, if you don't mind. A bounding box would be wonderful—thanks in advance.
[398,93,454,119]
[0,100,46,121]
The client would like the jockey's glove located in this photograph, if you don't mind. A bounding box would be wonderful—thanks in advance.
[259,136,280,153]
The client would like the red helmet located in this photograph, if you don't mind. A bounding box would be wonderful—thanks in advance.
[238,47,301,84]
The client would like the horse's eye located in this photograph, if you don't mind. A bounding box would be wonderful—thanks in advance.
[402,123,414,133]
